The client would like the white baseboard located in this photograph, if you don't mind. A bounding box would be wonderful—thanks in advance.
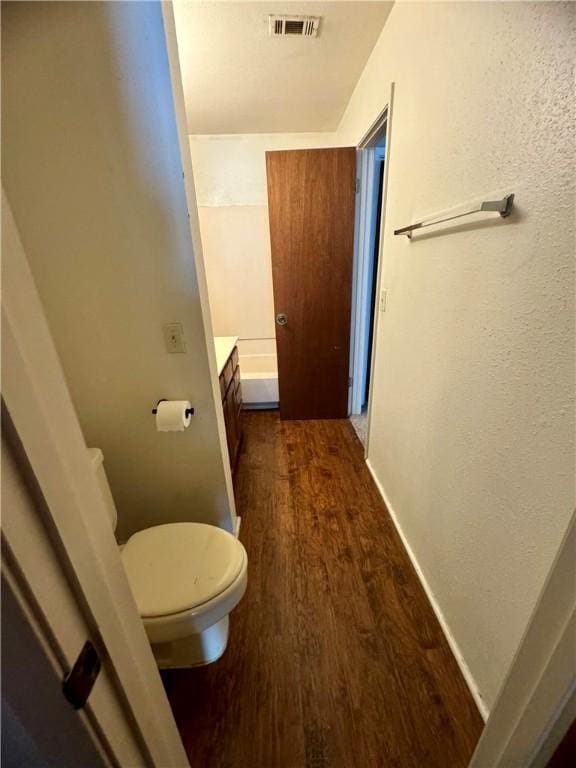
[365,459,489,721]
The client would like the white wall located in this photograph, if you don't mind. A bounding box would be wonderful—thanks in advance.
[189,133,339,356]
[337,1,575,713]
[2,1,235,540]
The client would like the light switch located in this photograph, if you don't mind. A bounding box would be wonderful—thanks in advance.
[379,290,387,313]
[163,323,186,353]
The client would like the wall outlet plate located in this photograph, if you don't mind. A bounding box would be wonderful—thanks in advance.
[163,323,186,353]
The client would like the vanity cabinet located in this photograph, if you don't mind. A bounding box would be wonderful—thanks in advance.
[219,344,243,471]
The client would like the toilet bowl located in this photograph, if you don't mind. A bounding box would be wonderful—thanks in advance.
[88,448,247,668]
[121,522,247,667]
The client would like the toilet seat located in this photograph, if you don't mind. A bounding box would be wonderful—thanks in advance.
[141,559,248,644]
[121,522,246,619]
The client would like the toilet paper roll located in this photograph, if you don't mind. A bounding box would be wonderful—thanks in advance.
[155,400,192,432]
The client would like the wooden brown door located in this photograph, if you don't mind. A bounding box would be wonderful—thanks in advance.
[266,147,356,420]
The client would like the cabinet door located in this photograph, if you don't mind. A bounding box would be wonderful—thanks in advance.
[222,353,243,472]
[224,387,237,463]
[234,371,243,448]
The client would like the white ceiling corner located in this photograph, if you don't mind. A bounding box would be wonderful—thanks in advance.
[173,1,394,135]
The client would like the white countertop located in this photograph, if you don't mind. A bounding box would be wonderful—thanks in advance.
[214,336,238,376]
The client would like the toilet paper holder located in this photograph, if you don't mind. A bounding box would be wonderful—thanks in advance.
[151,399,194,417]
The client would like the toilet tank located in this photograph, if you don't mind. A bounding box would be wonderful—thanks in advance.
[87,448,118,532]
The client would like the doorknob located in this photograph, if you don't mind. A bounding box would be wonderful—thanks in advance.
[276,312,288,326]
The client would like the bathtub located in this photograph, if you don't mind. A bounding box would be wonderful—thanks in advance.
[239,350,279,409]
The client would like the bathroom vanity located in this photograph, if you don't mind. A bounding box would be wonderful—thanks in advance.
[214,336,243,471]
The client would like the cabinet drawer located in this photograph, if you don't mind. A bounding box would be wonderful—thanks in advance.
[219,357,234,400]
[233,364,241,394]
[224,388,236,455]
[236,403,243,442]
[219,347,243,476]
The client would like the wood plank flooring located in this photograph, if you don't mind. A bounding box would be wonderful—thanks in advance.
[163,412,484,768]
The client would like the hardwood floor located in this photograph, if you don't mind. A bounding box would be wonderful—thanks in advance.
[163,412,484,768]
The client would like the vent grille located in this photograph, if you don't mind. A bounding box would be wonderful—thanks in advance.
[269,15,320,38]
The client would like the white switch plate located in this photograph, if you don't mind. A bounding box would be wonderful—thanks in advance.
[163,323,186,353]
[379,290,387,312]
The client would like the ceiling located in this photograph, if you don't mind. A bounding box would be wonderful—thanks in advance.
[173,1,393,135]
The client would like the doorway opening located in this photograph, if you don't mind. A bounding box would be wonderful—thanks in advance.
[349,108,389,448]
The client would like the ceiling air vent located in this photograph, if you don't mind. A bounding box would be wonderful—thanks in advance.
[269,15,320,38]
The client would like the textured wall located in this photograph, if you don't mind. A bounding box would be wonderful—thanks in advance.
[197,206,276,344]
[190,133,338,206]
[2,1,235,540]
[337,1,575,712]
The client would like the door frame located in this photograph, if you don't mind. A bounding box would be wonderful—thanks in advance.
[2,435,139,768]
[2,191,190,766]
[348,86,395,456]
[349,108,389,417]
[468,513,575,767]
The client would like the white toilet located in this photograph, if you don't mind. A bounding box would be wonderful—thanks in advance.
[88,448,248,668]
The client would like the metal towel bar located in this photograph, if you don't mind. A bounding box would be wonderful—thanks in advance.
[394,193,514,239]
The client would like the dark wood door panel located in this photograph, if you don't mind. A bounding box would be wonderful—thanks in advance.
[266,147,356,420]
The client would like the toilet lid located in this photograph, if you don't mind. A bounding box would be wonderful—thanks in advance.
[121,523,245,618]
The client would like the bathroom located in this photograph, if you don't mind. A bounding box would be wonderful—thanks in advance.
[2,2,575,768]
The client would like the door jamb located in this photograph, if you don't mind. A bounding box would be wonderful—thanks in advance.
[350,147,380,417]
[2,191,189,767]
[348,86,395,456]
[468,513,575,767]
